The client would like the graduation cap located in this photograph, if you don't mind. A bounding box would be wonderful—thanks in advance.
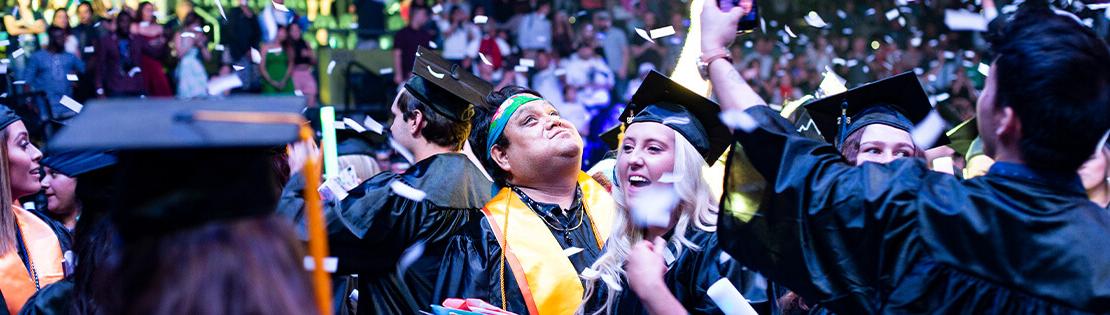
[1,105,20,130]
[40,150,118,177]
[336,128,385,156]
[945,118,978,158]
[48,97,306,241]
[803,71,949,149]
[405,46,493,122]
[600,71,731,164]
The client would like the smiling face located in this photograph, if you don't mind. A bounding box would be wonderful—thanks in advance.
[852,124,915,165]
[5,121,44,199]
[1079,147,1109,191]
[617,122,676,200]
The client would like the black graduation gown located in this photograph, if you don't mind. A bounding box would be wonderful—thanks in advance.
[581,229,771,315]
[16,279,72,315]
[717,106,1110,313]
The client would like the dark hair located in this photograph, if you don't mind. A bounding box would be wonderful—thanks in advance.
[71,166,117,314]
[397,89,471,151]
[104,216,317,315]
[989,3,1110,172]
[77,1,93,11]
[137,1,155,22]
[182,12,200,26]
[478,86,543,187]
[47,26,67,52]
[839,126,925,165]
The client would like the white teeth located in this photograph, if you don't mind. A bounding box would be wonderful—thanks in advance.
[629,175,649,183]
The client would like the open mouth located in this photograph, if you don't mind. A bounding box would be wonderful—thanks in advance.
[628,175,651,188]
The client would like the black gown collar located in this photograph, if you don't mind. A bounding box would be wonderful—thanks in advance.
[986,162,1085,195]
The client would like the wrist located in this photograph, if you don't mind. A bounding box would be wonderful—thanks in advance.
[630,277,667,296]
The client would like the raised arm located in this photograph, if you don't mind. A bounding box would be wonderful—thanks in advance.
[700,0,766,112]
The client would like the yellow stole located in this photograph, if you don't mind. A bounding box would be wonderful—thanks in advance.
[0,205,64,314]
[481,172,615,315]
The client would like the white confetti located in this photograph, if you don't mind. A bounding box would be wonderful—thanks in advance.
[303,256,338,272]
[649,26,676,39]
[478,53,493,66]
[327,60,337,75]
[66,74,78,81]
[11,48,24,59]
[1088,3,1110,10]
[128,67,142,77]
[428,41,438,49]
[272,0,288,12]
[140,21,150,28]
[657,172,682,183]
[553,68,567,76]
[215,44,226,51]
[784,25,797,38]
[389,138,414,163]
[519,58,535,68]
[910,110,948,149]
[0,40,7,46]
[214,0,227,20]
[977,63,991,76]
[600,274,622,292]
[426,65,445,79]
[513,65,529,72]
[390,180,427,202]
[207,74,243,95]
[362,116,384,134]
[910,37,922,47]
[707,278,759,315]
[59,95,83,113]
[83,46,94,53]
[629,186,679,228]
[581,267,599,278]
[719,109,759,133]
[932,156,955,174]
[944,9,988,32]
[334,121,347,129]
[251,48,262,64]
[634,28,654,43]
[563,247,583,257]
[719,252,732,265]
[379,67,394,75]
[294,90,304,96]
[181,32,196,38]
[343,117,366,132]
[943,51,956,60]
[934,92,951,103]
[398,241,426,274]
[473,15,488,24]
[267,47,283,54]
[233,65,245,71]
[431,4,443,14]
[885,8,900,20]
[804,11,827,28]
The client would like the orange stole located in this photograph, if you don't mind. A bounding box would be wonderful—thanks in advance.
[481,172,615,315]
[0,205,65,314]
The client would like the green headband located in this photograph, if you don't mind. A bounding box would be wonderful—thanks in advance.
[486,94,541,159]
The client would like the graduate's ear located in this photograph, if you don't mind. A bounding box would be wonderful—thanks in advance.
[996,106,1022,146]
[408,109,425,138]
[491,143,512,175]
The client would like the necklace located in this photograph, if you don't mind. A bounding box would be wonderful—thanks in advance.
[511,186,585,245]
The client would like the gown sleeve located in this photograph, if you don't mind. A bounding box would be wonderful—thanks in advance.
[717,106,927,314]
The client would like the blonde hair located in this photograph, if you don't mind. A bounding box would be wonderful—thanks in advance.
[1,128,19,254]
[338,155,382,183]
[578,130,719,315]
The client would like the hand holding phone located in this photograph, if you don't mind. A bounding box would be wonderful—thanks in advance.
[719,0,760,33]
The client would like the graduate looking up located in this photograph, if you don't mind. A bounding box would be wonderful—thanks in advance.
[701,0,1110,313]
[473,85,616,314]
[278,46,495,314]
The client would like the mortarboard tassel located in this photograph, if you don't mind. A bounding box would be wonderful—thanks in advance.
[836,100,850,147]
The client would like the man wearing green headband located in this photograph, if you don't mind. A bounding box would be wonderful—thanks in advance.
[459,85,616,314]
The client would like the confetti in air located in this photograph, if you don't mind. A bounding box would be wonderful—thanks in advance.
[59,96,83,113]
[635,28,655,43]
[473,15,488,24]
[910,110,948,149]
[708,278,759,315]
[720,109,760,133]
[804,11,827,28]
[327,60,337,75]
[390,180,427,202]
[343,118,366,132]
[251,48,262,64]
[478,53,493,66]
[214,0,226,20]
[563,247,583,257]
[379,67,394,75]
[207,74,243,95]
[233,65,245,71]
[784,25,797,38]
[362,116,385,134]
[66,74,79,81]
[649,26,676,39]
[302,256,338,273]
[272,1,288,12]
[629,186,679,228]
